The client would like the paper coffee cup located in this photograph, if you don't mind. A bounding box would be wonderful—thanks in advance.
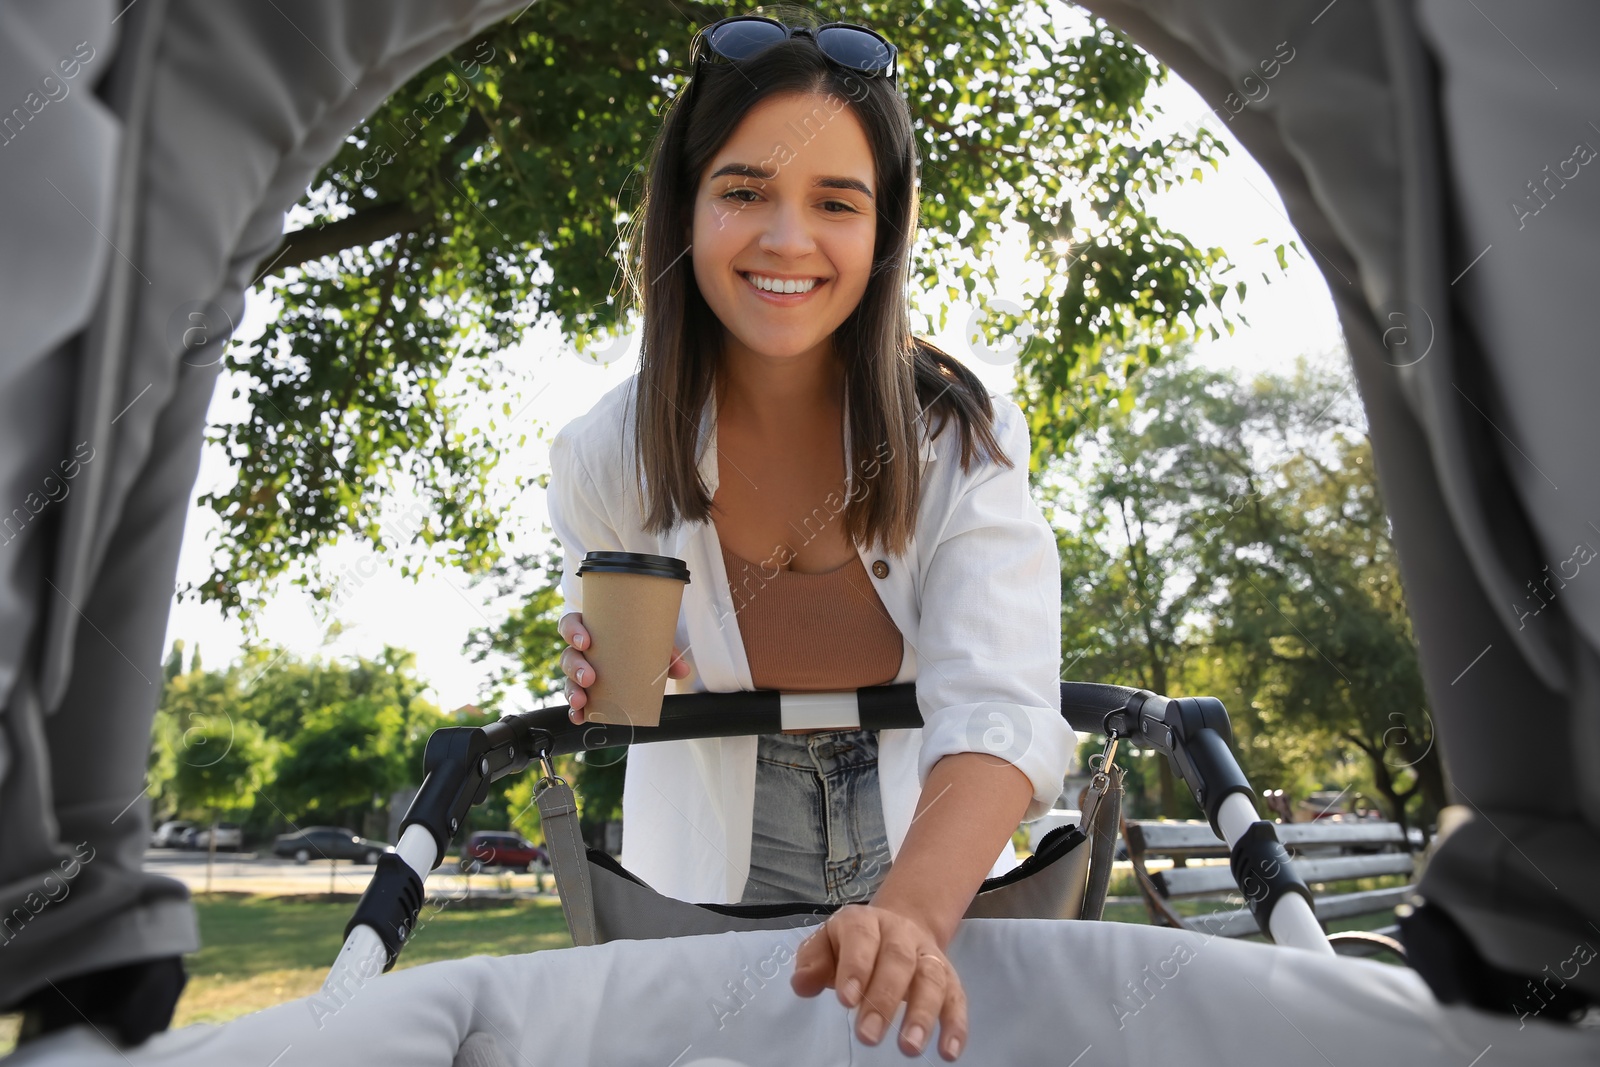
[576,551,691,727]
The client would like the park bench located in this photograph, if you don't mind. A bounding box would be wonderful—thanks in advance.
[1123,817,1415,957]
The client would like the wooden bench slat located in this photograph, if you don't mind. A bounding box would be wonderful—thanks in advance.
[1154,865,1243,898]
[1153,853,1414,898]
[1128,818,1417,940]
[1126,818,1407,857]
[1125,820,1229,856]
[1292,854,1414,884]
[1181,887,1411,939]
[1312,887,1412,921]
[1269,822,1407,847]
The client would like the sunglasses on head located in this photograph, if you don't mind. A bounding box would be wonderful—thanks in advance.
[690,15,899,84]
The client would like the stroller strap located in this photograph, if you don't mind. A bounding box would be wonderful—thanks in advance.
[1078,747,1125,921]
[536,774,597,946]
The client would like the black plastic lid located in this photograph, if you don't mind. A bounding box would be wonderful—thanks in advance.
[577,551,691,583]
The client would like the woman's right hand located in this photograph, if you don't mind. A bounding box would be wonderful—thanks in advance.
[559,612,691,724]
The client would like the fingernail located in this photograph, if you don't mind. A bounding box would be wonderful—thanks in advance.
[842,979,861,1006]
[576,668,588,684]
[575,631,586,648]
[903,1025,925,1053]
[860,1013,884,1044]
[944,1035,962,1059]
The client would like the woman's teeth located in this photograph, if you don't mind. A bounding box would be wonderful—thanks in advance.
[743,273,820,294]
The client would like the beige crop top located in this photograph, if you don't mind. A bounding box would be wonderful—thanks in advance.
[719,540,905,692]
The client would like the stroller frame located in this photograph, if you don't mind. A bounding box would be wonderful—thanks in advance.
[325,681,1332,990]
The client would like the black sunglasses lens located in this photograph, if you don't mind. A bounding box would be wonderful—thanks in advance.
[815,27,892,73]
[707,19,788,62]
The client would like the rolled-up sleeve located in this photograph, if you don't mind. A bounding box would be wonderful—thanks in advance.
[913,399,1072,823]
[545,426,625,620]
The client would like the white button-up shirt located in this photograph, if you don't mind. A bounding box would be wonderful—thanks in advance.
[546,372,1072,904]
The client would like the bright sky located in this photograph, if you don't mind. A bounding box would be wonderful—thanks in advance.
[162,64,1346,714]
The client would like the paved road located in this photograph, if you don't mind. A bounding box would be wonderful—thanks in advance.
[141,849,554,899]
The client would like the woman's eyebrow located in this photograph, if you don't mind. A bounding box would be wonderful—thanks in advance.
[815,176,874,200]
[709,162,874,200]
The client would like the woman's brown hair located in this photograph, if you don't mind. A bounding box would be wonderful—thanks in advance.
[617,4,1011,558]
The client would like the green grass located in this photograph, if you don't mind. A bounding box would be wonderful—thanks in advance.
[184,891,572,982]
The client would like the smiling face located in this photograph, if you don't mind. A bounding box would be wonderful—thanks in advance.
[691,90,878,369]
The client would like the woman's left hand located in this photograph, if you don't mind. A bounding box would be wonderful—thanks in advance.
[791,902,967,1060]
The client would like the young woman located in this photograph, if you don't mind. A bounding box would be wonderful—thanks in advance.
[548,8,1071,1060]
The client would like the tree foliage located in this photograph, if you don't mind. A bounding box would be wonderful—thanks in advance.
[195,0,1241,616]
[152,648,264,816]
[1200,365,1447,839]
[1051,351,1253,814]
[168,719,271,820]
[1051,355,1445,832]
[151,644,457,836]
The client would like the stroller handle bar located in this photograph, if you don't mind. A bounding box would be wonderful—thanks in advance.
[483,681,1249,838]
[322,681,1330,994]
[523,680,1151,752]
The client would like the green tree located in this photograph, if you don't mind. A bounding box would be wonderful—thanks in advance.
[153,643,454,840]
[192,0,1248,617]
[170,717,272,891]
[271,698,409,827]
[162,639,186,683]
[150,652,243,821]
[1202,363,1447,841]
[1051,355,1254,815]
[259,648,449,832]
[1049,354,1444,835]
[235,644,440,750]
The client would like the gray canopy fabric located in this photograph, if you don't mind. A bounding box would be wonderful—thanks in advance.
[6,920,1600,1067]
[1075,0,1600,1006]
[0,0,526,1015]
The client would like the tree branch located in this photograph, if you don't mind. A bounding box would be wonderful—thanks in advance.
[254,101,494,283]
[255,202,430,280]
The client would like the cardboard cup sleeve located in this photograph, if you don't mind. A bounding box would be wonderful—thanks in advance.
[576,552,691,728]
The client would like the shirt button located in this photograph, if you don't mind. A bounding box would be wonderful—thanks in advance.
[871,560,890,579]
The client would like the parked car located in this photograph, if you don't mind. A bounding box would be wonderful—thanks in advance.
[457,831,548,874]
[272,826,392,864]
[151,820,195,848]
[175,826,201,850]
[191,822,243,852]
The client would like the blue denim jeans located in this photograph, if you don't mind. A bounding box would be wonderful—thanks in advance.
[739,728,893,906]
